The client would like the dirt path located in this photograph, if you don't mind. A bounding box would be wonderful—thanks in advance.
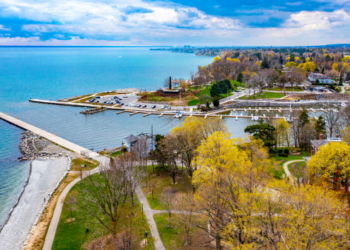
[283,160,304,184]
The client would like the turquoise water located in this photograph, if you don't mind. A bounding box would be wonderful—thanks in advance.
[0,47,215,227]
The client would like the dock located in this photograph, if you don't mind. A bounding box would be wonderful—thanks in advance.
[0,112,99,158]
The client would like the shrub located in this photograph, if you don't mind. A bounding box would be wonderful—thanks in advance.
[277,149,283,154]
[278,153,288,157]
[213,96,220,107]
[284,148,289,155]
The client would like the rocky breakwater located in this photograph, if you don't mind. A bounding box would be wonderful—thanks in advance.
[19,131,64,161]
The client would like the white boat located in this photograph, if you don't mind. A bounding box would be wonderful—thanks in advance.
[341,102,347,107]
[174,111,182,119]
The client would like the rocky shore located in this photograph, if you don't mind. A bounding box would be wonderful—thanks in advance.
[18,131,80,161]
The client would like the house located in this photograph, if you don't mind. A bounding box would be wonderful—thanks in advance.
[308,73,333,84]
[122,133,156,156]
[310,134,341,155]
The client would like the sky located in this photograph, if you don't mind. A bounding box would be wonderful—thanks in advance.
[0,0,349,46]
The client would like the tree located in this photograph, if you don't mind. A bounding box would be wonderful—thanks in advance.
[244,123,275,149]
[285,61,297,68]
[299,106,309,127]
[341,125,350,143]
[261,57,270,69]
[307,141,350,208]
[315,115,327,137]
[171,117,227,181]
[213,96,220,107]
[324,108,342,137]
[302,62,316,72]
[160,187,176,228]
[174,193,197,246]
[62,191,76,219]
[79,159,130,234]
[273,118,290,148]
[237,72,243,83]
[198,94,211,106]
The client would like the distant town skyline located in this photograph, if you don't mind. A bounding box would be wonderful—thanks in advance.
[0,0,349,46]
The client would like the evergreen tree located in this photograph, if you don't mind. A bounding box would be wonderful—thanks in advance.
[315,116,327,137]
[322,67,325,74]
[261,57,270,69]
[289,54,295,62]
[237,73,243,83]
[299,106,309,127]
[279,55,283,65]
[315,79,320,84]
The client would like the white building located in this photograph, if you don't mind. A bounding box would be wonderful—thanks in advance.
[308,73,333,84]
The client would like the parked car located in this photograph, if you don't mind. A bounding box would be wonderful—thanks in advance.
[167,106,171,110]
[142,105,147,108]
[151,105,156,108]
[95,100,99,103]
[120,103,124,105]
[95,96,101,99]
[125,103,129,106]
[89,99,95,102]
[235,90,242,92]
[137,104,141,107]
[123,96,128,98]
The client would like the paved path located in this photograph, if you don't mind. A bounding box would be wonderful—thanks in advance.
[283,160,304,184]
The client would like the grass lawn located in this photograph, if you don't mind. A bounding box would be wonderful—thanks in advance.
[154,213,209,250]
[70,158,99,171]
[270,151,309,179]
[239,92,285,100]
[188,99,200,106]
[269,87,303,92]
[52,174,154,250]
[110,150,122,157]
[288,161,305,178]
[231,80,246,88]
[142,166,193,210]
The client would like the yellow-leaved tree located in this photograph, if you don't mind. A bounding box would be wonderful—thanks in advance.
[285,61,297,68]
[212,56,220,63]
[273,118,290,148]
[307,141,350,208]
[302,62,316,72]
[226,58,240,63]
[171,117,227,180]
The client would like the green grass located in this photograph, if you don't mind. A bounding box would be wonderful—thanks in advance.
[70,158,99,171]
[239,92,285,100]
[142,166,193,210]
[269,87,303,92]
[53,174,155,250]
[154,213,207,250]
[110,150,122,157]
[269,151,309,179]
[231,80,246,88]
[187,99,200,106]
[287,161,305,178]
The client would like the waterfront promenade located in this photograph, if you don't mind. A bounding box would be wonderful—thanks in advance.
[0,112,99,158]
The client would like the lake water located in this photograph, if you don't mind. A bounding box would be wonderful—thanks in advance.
[0,47,222,228]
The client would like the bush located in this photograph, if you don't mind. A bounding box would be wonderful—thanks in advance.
[277,149,283,154]
[213,96,220,107]
[278,153,288,157]
[284,148,289,155]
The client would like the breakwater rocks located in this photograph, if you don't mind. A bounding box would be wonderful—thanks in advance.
[19,131,61,161]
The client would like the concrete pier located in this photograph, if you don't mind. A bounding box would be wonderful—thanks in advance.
[0,112,98,158]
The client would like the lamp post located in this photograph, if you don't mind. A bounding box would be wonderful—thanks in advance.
[141,202,144,222]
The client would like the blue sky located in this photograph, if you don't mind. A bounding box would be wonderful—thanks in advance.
[0,0,349,46]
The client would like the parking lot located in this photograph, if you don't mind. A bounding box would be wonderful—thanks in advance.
[87,94,174,110]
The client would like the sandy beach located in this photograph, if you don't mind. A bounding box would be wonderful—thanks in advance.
[0,157,69,250]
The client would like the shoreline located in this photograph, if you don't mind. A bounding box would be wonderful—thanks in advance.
[0,157,70,250]
[0,161,32,233]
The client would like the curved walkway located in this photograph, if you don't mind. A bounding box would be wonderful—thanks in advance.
[43,155,165,250]
[283,159,304,184]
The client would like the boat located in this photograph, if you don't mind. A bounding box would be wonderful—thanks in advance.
[341,102,347,107]
[174,111,182,119]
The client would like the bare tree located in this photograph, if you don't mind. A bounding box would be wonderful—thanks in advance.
[150,180,157,200]
[174,193,197,246]
[160,187,176,227]
[163,77,171,88]
[324,109,342,137]
[78,159,130,234]
[61,191,77,219]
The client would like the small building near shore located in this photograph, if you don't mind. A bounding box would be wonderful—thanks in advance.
[122,133,156,156]
[308,73,332,84]
[310,134,341,155]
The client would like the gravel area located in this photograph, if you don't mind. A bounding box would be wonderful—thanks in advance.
[0,157,69,250]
